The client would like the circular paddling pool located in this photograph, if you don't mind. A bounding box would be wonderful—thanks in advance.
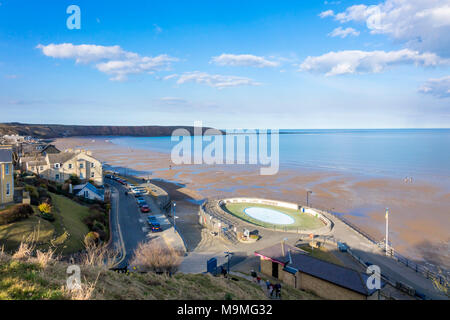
[243,207,295,225]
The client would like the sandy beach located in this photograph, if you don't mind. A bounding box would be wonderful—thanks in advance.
[54,137,450,270]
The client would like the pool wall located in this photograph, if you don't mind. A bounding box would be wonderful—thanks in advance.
[220,197,333,233]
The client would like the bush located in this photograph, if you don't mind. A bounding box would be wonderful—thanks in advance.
[67,174,81,186]
[0,204,34,225]
[38,203,52,214]
[84,231,100,247]
[130,241,183,274]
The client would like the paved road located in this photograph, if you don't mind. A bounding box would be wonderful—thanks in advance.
[107,178,176,268]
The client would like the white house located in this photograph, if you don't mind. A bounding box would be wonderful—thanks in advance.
[73,182,104,201]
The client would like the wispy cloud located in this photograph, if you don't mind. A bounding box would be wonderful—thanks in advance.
[299,49,447,76]
[326,0,450,57]
[37,43,178,81]
[211,54,280,68]
[319,10,334,18]
[419,76,450,98]
[328,27,360,38]
[164,71,261,89]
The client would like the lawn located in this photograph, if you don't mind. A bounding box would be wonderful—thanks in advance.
[0,215,55,252]
[223,202,324,231]
[0,193,91,255]
[50,193,91,254]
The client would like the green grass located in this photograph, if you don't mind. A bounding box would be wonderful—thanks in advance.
[0,252,320,300]
[223,202,324,231]
[0,192,91,255]
[297,244,345,266]
[0,216,55,252]
[50,193,91,254]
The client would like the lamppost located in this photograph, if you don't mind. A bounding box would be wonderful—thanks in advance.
[224,251,233,275]
[172,201,177,232]
[385,208,389,256]
[306,190,312,207]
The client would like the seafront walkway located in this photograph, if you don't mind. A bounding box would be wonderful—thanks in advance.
[318,209,447,300]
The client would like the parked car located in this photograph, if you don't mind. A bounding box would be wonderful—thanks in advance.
[147,216,158,226]
[137,199,147,207]
[151,222,162,232]
[140,205,150,213]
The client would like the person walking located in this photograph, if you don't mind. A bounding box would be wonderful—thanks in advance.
[276,283,282,299]
[265,280,271,290]
[251,270,257,282]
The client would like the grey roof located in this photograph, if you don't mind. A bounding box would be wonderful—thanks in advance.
[74,183,104,198]
[0,147,13,163]
[47,152,75,164]
[255,243,307,264]
[289,251,370,295]
[255,243,375,296]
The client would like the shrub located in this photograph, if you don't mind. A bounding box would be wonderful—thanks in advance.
[38,203,52,214]
[67,174,81,186]
[0,204,34,225]
[84,231,100,247]
[130,241,183,274]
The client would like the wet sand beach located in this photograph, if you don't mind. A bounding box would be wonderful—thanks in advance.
[54,137,450,270]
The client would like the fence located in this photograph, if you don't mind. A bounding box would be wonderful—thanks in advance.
[324,210,449,288]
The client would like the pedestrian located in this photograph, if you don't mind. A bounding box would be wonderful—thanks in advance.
[256,276,261,284]
[251,270,257,282]
[266,280,270,290]
[269,284,274,297]
[276,283,282,299]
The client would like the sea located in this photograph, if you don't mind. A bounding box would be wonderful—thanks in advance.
[109,129,450,187]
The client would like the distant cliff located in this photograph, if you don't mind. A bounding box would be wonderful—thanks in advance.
[0,123,219,139]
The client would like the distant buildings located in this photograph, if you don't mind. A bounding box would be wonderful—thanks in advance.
[21,149,103,186]
[255,243,381,300]
[0,146,14,205]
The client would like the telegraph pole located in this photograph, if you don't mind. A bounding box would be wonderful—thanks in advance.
[306,190,312,207]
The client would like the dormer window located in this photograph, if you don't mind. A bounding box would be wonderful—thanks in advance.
[54,163,60,169]
[68,163,73,169]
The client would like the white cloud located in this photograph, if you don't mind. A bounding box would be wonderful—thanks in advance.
[419,76,450,98]
[329,0,450,57]
[211,54,280,68]
[37,43,178,81]
[328,27,360,38]
[166,71,261,89]
[158,97,188,105]
[299,49,447,76]
[319,10,335,18]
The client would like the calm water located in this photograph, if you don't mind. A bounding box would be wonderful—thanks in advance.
[110,129,450,185]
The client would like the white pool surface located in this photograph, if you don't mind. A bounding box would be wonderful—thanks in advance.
[243,207,295,225]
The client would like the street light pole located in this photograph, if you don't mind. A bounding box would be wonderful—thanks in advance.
[306,191,312,207]
[385,208,389,256]
[173,202,177,233]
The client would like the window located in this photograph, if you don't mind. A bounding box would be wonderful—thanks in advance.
[55,174,60,180]
[91,172,95,178]
[40,166,44,171]
[84,191,89,198]
[80,163,84,169]
[80,173,84,179]
[91,163,95,168]
[5,164,9,175]
[6,183,10,196]
[54,163,60,169]
[68,163,73,169]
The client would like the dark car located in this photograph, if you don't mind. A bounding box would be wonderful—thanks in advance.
[151,223,162,232]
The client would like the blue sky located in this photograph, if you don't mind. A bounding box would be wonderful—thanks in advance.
[0,0,449,129]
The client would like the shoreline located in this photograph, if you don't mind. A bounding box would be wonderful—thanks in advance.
[53,136,450,270]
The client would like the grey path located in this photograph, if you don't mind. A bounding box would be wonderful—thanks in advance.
[319,210,447,300]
